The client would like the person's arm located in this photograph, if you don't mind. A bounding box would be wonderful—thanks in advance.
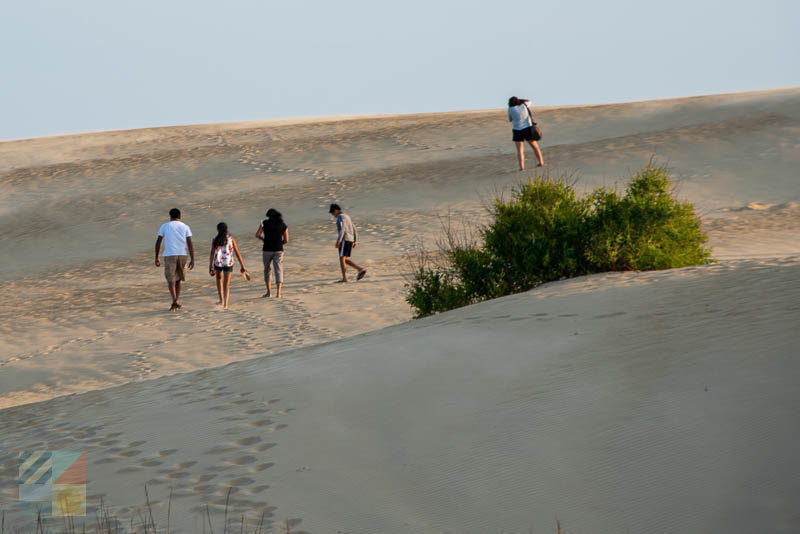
[255,223,264,241]
[154,236,163,266]
[336,216,345,247]
[187,237,195,270]
[209,240,216,276]
[231,237,246,272]
[282,228,289,245]
[352,221,358,248]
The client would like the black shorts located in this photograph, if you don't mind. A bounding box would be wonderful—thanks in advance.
[512,127,534,142]
[339,241,353,257]
[214,265,233,273]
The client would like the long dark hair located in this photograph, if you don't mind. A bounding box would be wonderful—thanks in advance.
[213,222,229,248]
[508,96,521,107]
[264,208,284,229]
[266,208,283,222]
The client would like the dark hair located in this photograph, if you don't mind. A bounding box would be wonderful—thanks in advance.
[508,96,521,107]
[266,208,283,222]
[213,222,229,249]
[329,203,342,214]
[169,208,181,219]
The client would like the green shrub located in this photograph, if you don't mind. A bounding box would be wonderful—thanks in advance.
[484,178,591,292]
[450,247,504,300]
[585,166,711,270]
[406,165,713,318]
[405,267,471,319]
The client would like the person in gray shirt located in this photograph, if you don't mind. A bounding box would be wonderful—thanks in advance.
[329,203,367,283]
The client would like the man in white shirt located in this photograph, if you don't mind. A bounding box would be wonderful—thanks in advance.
[154,208,195,311]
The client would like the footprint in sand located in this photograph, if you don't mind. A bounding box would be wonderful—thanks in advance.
[228,476,256,486]
[244,485,270,495]
[116,466,143,474]
[251,462,274,472]
[234,436,262,446]
[228,455,258,466]
[249,419,273,427]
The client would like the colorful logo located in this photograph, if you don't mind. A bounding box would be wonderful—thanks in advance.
[18,451,86,517]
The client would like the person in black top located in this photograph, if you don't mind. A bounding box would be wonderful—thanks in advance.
[255,208,289,298]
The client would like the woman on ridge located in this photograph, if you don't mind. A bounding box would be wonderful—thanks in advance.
[508,96,545,171]
[255,208,289,298]
[209,222,248,309]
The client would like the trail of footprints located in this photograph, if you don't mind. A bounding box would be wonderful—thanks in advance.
[2,389,299,531]
[237,144,345,209]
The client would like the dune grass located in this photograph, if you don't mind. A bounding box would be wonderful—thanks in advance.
[3,495,568,533]
[2,487,288,534]
[406,164,713,317]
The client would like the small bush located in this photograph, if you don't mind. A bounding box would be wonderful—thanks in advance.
[585,166,711,271]
[406,165,712,317]
[405,267,471,319]
[485,178,591,292]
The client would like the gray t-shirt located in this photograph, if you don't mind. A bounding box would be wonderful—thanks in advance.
[336,213,357,243]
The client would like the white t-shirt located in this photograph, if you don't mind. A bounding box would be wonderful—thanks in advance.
[157,220,193,256]
[508,102,533,130]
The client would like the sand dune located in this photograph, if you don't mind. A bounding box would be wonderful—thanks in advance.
[1,88,799,532]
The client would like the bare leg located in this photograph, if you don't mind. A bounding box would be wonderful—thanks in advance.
[275,282,283,298]
[515,141,525,171]
[215,272,223,305]
[338,256,348,282]
[222,272,232,309]
[264,279,272,298]
[345,259,364,272]
[168,282,179,310]
[527,140,544,166]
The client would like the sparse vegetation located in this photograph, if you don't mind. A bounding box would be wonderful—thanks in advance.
[406,165,713,317]
[3,486,295,534]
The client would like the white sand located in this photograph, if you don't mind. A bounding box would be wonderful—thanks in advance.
[1,88,799,532]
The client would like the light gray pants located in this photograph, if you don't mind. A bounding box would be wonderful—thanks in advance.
[262,251,284,284]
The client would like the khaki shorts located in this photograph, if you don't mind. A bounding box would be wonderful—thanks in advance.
[164,255,188,283]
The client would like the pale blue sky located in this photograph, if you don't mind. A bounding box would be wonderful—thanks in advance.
[2,0,798,140]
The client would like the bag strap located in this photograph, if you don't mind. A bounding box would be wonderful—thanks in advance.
[525,102,537,126]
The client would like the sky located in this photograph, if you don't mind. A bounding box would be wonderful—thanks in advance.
[1,0,798,140]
